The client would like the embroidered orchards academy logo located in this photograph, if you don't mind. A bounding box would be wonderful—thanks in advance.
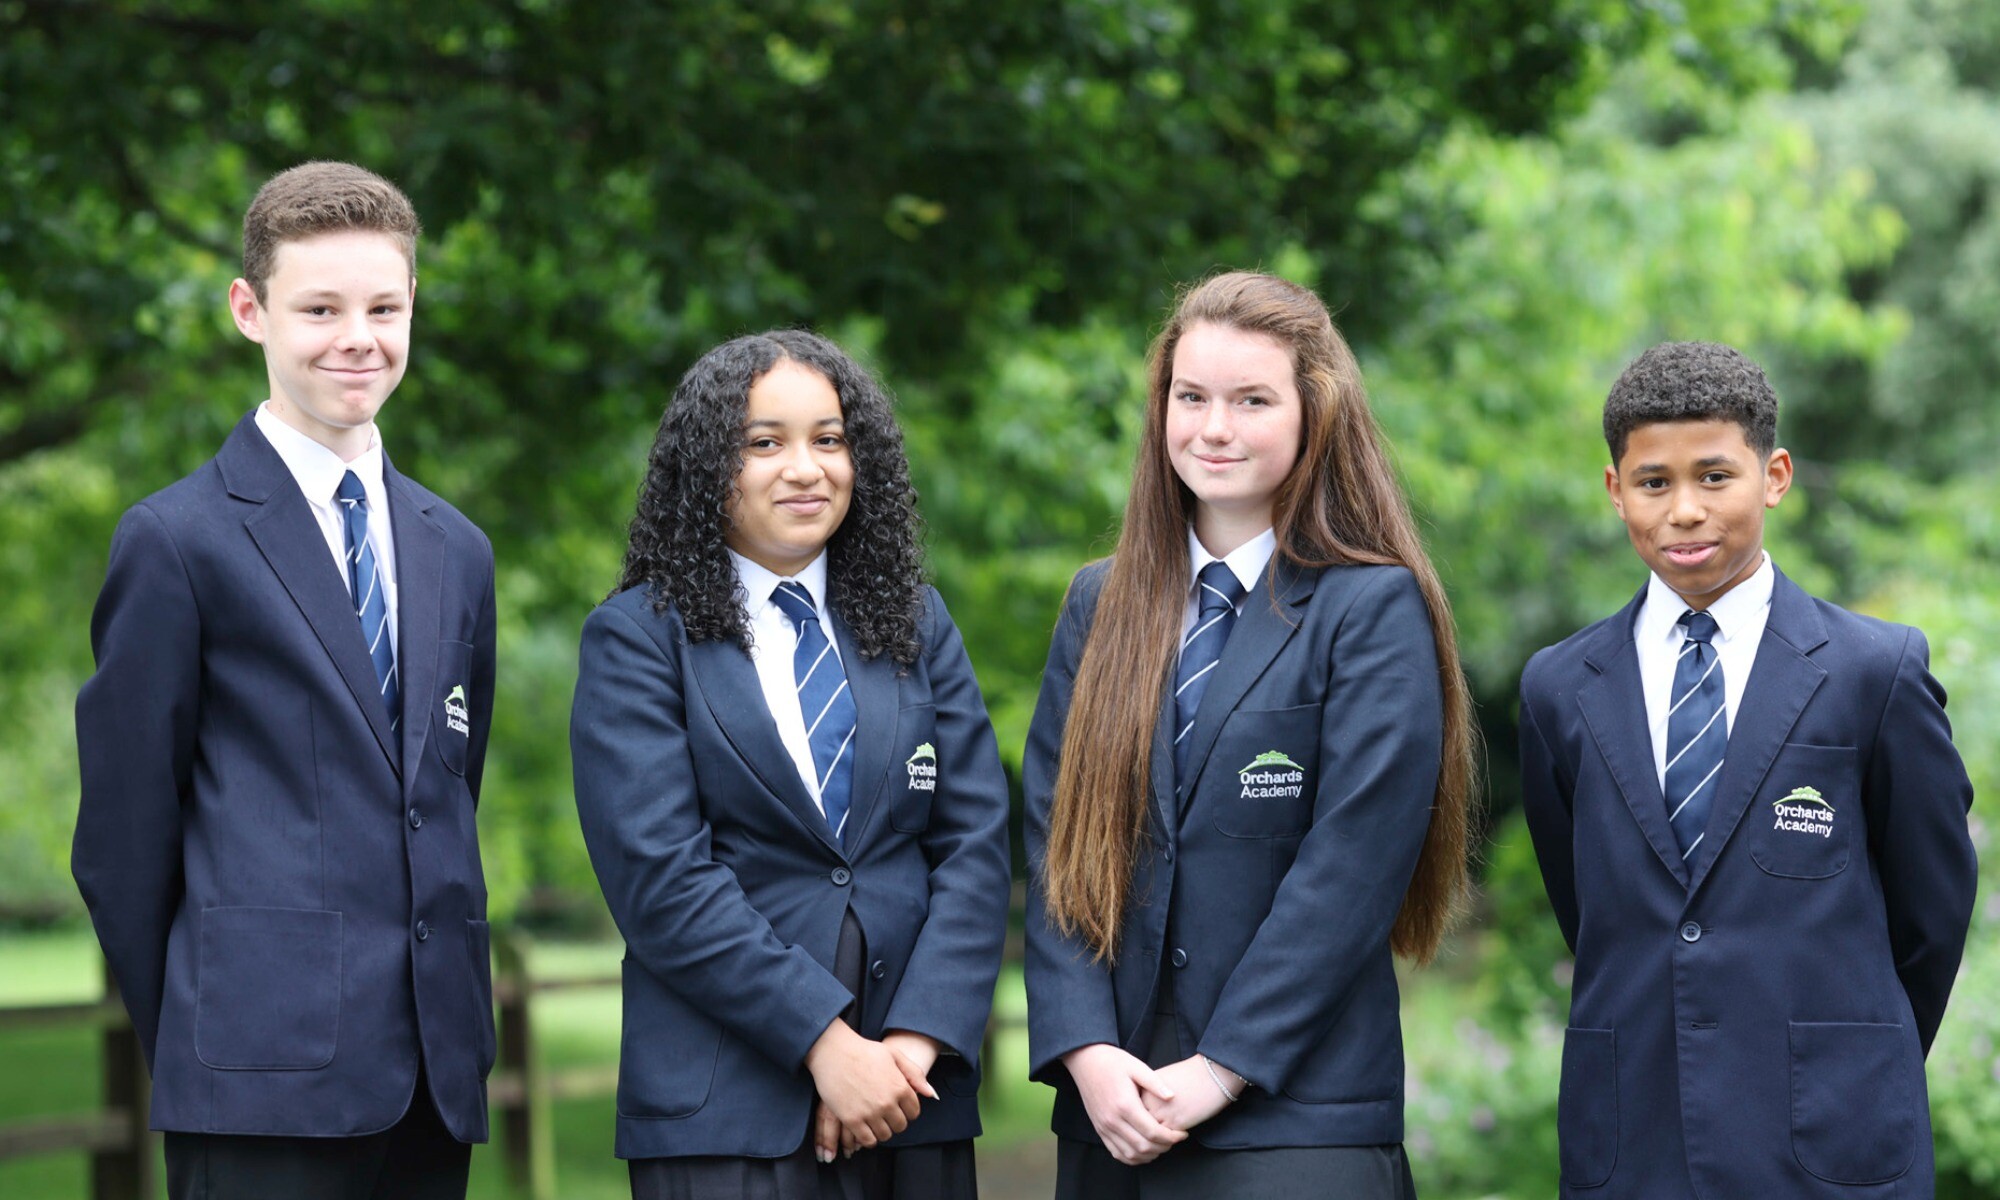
[444,684,471,736]
[1238,750,1305,800]
[1772,785,1833,838]
[905,743,937,792]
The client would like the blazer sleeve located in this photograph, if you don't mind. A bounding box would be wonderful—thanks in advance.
[463,536,498,805]
[1196,567,1442,1094]
[71,503,197,1067]
[1866,626,1976,1053]
[880,590,1013,1060]
[570,601,853,1071]
[1022,573,1123,1081]
[1519,658,1581,952]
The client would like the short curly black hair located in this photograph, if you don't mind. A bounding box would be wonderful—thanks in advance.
[616,329,926,665]
[1603,341,1777,465]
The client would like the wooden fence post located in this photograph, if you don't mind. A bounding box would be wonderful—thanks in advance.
[91,963,154,1200]
[493,930,555,1200]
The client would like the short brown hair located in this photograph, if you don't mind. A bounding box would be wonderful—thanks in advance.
[242,161,419,302]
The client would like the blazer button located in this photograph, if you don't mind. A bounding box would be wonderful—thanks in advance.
[830,867,852,886]
[1170,948,1188,968]
[870,960,887,980]
[415,920,431,942]
[408,807,424,830]
[1161,846,1174,863]
[1680,921,1702,943]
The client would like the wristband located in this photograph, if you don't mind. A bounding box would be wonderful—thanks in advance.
[1200,1054,1242,1103]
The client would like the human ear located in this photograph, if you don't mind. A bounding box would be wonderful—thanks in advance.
[1603,463,1625,519]
[1763,447,1794,508]
[227,278,267,344]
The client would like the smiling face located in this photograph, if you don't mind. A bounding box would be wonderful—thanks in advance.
[228,229,414,461]
[724,359,854,576]
[1606,418,1793,610]
[1164,321,1304,553]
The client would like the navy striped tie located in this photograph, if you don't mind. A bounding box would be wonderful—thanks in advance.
[1664,610,1725,863]
[772,582,856,844]
[1174,562,1246,781]
[335,471,399,731]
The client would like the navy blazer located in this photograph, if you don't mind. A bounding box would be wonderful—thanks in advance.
[73,411,499,1141]
[1520,567,1976,1198]
[570,583,1011,1161]
[1023,558,1443,1149]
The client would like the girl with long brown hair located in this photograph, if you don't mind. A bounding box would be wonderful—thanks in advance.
[1022,272,1477,1198]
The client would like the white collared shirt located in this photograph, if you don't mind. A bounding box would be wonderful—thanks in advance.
[253,403,398,648]
[729,549,842,814]
[1180,526,1278,642]
[1635,553,1775,792]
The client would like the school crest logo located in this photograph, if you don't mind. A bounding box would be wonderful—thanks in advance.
[444,684,471,737]
[1772,785,1833,837]
[1238,750,1305,800]
[905,742,937,792]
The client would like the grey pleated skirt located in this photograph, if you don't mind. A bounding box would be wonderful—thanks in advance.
[627,908,977,1200]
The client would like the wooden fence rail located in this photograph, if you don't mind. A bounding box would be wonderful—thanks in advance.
[1,884,1029,1200]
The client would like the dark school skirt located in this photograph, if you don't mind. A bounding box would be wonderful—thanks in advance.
[627,908,977,1200]
[1051,975,1416,1200]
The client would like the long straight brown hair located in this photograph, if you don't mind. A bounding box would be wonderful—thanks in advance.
[1042,271,1479,963]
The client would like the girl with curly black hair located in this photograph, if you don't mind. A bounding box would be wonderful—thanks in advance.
[572,330,1011,1200]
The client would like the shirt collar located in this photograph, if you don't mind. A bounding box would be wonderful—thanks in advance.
[253,402,385,508]
[1187,526,1278,599]
[730,548,831,617]
[1638,551,1774,645]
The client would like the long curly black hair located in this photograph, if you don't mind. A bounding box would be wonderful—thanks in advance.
[616,329,926,665]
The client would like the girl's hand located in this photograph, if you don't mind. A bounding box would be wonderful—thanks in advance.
[1061,1043,1188,1165]
[804,1020,926,1151]
[1140,1055,1240,1132]
[812,1100,841,1163]
[881,1029,943,1090]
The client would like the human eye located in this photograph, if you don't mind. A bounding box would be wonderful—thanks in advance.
[1702,470,1733,485]
[745,435,780,452]
[1175,390,1204,405]
[1238,393,1270,407]
[815,432,848,449]
[304,305,333,317]
[372,303,404,317]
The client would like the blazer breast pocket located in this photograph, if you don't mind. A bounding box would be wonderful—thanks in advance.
[1751,744,1857,880]
[888,707,938,833]
[1210,703,1319,839]
[432,639,475,777]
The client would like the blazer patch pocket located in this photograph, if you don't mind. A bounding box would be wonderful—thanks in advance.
[889,708,938,833]
[1790,1021,1918,1184]
[194,906,342,1071]
[1211,704,1318,838]
[1558,1026,1618,1188]
[433,639,475,777]
[1751,744,1857,880]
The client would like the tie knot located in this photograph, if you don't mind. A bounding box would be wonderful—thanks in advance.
[335,470,367,508]
[1679,610,1719,645]
[1195,562,1245,617]
[772,581,819,628]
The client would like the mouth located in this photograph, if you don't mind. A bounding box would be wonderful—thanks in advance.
[776,495,831,516]
[1192,453,1244,469]
[1661,542,1719,568]
[320,366,382,381]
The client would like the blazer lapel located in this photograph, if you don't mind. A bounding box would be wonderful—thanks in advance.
[830,614,899,849]
[223,415,400,774]
[1175,558,1316,817]
[1686,570,1828,895]
[387,464,444,788]
[1577,589,1684,886]
[686,637,844,857]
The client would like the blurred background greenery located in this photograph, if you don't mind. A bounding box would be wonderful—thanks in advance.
[3,1,1998,1196]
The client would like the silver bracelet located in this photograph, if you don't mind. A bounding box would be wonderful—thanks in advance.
[1200,1054,1242,1103]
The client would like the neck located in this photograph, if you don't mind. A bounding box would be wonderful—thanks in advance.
[266,399,373,462]
[1192,505,1271,560]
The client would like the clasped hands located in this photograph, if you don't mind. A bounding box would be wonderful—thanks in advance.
[804,1020,942,1163]
[1063,1043,1248,1166]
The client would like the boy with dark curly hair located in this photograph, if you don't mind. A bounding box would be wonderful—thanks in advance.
[74,161,497,1200]
[1519,340,1976,1198]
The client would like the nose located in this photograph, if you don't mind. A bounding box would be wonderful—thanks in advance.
[1668,484,1705,526]
[332,311,376,354]
[1199,400,1235,444]
[780,443,824,484]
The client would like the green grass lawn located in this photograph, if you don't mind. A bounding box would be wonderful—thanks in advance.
[0,928,1053,1200]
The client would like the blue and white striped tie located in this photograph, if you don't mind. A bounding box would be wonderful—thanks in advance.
[1664,610,1725,864]
[1174,562,1246,781]
[335,471,399,731]
[772,582,856,844]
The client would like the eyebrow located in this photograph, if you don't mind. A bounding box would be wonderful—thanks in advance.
[1170,376,1274,394]
[744,417,845,429]
[1631,454,1740,473]
[293,289,407,303]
